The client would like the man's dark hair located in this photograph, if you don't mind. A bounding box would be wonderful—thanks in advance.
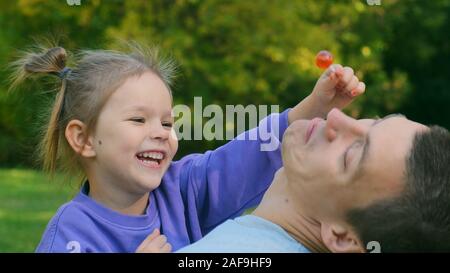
[347,125,450,252]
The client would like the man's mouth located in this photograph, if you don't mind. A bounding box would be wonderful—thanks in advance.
[305,118,323,144]
[135,150,166,168]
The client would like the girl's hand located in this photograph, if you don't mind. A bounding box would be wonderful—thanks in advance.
[135,229,172,253]
[311,64,366,111]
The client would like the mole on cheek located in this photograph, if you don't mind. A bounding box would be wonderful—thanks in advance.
[98,140,102,145]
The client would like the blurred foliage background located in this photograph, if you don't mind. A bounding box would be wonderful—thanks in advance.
[1,0,449,167]
[0,0,449,251]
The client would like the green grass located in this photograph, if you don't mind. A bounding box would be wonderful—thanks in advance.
[0,169,77,252]
[0,168,255,252]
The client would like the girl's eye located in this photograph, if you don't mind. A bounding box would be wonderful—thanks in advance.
[162,122,173,128]
[130,117,145,123]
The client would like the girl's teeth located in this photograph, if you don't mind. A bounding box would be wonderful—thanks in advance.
[138,152,164,160]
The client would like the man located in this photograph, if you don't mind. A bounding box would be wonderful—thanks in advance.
[178,108,450,252]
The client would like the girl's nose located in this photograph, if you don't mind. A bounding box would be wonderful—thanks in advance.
[149,121,170,141]
[325,108,366,141]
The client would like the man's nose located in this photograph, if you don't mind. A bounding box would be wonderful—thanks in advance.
[325,108,366,141]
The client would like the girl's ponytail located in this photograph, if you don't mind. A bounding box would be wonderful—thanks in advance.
[9,46,69,90]
[9,46,70,175]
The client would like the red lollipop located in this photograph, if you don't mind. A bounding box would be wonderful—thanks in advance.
[315,50,333,69]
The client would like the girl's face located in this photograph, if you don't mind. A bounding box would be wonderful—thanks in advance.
[88,71,178,194]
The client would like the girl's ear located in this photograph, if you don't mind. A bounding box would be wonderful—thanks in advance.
[65,120,96,158]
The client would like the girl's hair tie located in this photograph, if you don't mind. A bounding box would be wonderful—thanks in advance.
[58,67,72,79]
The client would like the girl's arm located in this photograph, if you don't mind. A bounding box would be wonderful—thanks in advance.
[175,109,290,235]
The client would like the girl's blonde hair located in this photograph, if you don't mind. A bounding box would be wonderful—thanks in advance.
[9,42,177,180]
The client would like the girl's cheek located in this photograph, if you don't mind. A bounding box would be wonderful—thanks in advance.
[170,129,179,151]
[171,140,179,158]
[170,128,178,142]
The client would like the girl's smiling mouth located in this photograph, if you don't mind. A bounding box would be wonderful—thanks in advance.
[135,150,166,169]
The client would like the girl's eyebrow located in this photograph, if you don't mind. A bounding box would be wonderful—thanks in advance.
[163,111,174,119]
[124,105,173,118]
[124,105,148,112]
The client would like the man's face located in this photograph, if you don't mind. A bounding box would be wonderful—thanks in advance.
[282,108,427,222]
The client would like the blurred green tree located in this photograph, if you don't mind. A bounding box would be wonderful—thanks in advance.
[0,0,448,167]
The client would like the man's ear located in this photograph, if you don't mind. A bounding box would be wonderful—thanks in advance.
[321,223,365,253]
[65,119,96,158]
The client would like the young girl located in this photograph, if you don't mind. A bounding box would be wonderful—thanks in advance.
[10,43,365,253]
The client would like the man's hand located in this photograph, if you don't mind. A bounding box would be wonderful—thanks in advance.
[288,64,365,124]
[135,229,172,253]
